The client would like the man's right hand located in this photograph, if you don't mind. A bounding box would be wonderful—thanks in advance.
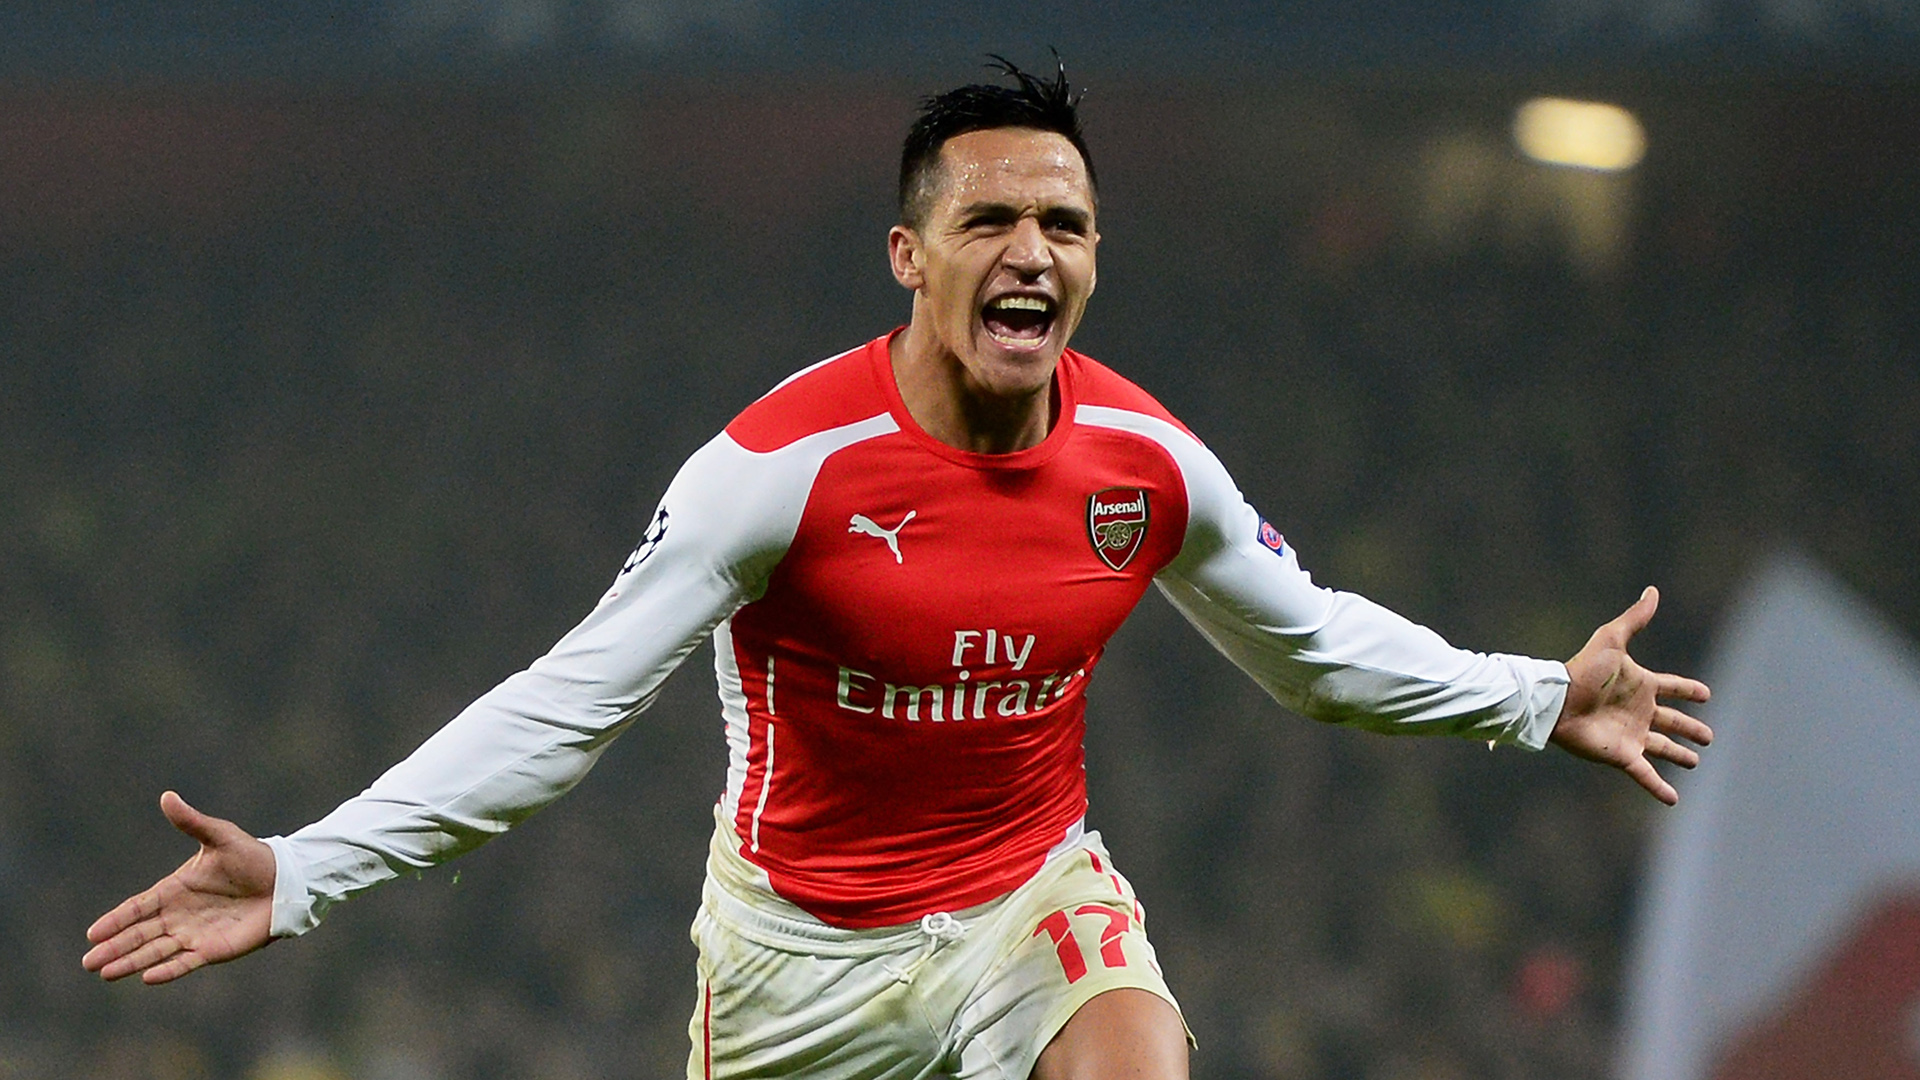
[82,791,276,985]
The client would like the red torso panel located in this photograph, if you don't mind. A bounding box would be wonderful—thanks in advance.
[720,335,1191,926]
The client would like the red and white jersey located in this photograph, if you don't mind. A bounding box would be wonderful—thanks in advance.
[265,334,1568,936]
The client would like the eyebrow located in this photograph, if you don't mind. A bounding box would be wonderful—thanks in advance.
[954,201,1094,229]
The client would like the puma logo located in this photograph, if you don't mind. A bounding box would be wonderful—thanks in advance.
[848,511,916,564]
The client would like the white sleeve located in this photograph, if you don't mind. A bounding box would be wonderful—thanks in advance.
[1080,406,1567,749]
[259,427,840,937]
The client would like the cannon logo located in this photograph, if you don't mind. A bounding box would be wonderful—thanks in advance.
[1087,488,1150,571]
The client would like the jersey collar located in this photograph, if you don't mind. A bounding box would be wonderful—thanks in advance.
[867,329,1079,471]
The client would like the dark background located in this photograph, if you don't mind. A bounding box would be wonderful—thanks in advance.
[3,4,1918,1078]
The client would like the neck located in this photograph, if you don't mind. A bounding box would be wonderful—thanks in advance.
[888,324,1058,455]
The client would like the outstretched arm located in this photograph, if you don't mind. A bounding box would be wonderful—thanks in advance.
[79,425,828,977]
[1551,586,1713,805]
[1141,429,1570,747]
[1142,422,1709,766]
[82,792,275,985]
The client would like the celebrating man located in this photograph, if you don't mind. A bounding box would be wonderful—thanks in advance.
[84,59,1711,1079]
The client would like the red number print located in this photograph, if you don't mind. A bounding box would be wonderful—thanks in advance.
[1033,905,1133,983]
[1033,909,1088,983]
[1074,904,1132,970]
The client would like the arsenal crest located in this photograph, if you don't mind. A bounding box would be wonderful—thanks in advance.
[1087,487,1150,571]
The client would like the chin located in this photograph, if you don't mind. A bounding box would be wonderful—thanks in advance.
[970,345,1061,398]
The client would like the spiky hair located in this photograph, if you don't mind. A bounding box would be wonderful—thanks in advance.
[898,54,1096,228]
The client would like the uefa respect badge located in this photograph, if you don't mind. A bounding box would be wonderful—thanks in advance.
[1087,487,1150,571]
[1257,518,1286,555]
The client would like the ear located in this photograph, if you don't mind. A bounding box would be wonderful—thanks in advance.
[888,225,925,290]
[1087,228,1100,298]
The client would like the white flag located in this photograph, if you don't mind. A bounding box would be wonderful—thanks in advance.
[1620,552,1920,1080]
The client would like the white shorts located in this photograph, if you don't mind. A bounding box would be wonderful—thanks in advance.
[685,814,1187,1079]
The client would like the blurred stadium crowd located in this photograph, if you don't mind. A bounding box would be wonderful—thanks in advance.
[2,72,1916,1079]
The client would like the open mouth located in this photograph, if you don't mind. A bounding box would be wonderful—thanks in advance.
[982,294,1056,348]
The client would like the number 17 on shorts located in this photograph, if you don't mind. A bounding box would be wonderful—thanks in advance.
[1033,904,1141,984]
[958,847,1190,1066]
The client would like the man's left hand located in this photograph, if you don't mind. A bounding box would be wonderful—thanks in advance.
[1552,586,1713,805]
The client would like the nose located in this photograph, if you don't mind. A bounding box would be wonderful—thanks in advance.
[1003,216,1053,277]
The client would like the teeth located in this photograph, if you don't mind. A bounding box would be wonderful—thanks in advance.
[989,296,1052,313]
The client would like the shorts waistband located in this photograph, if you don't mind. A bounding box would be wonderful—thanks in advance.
[698,810,1106,958]
[701,872,1003,957]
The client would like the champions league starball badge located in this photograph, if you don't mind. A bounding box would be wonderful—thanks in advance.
[621,506,670,575]
[1087,487,1150,571]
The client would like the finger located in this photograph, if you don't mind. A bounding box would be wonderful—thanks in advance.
[87,886,163,944]
[1624,755,1679,806]
[142,950,210,986]
[1651,705,1713,747]
[82,916,168,973]
[97,933,184,982]
[1587,586,1659,653]
[1654,673,1712,706]
[1611,586,1660,639]
[161,791,248,850]
[161,791,221,847]
[1646,731,1701,770]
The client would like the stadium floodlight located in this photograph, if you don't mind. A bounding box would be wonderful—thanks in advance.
[1513,97,1646,172]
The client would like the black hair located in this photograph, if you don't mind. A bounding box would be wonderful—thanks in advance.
[898,54,1096,228]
